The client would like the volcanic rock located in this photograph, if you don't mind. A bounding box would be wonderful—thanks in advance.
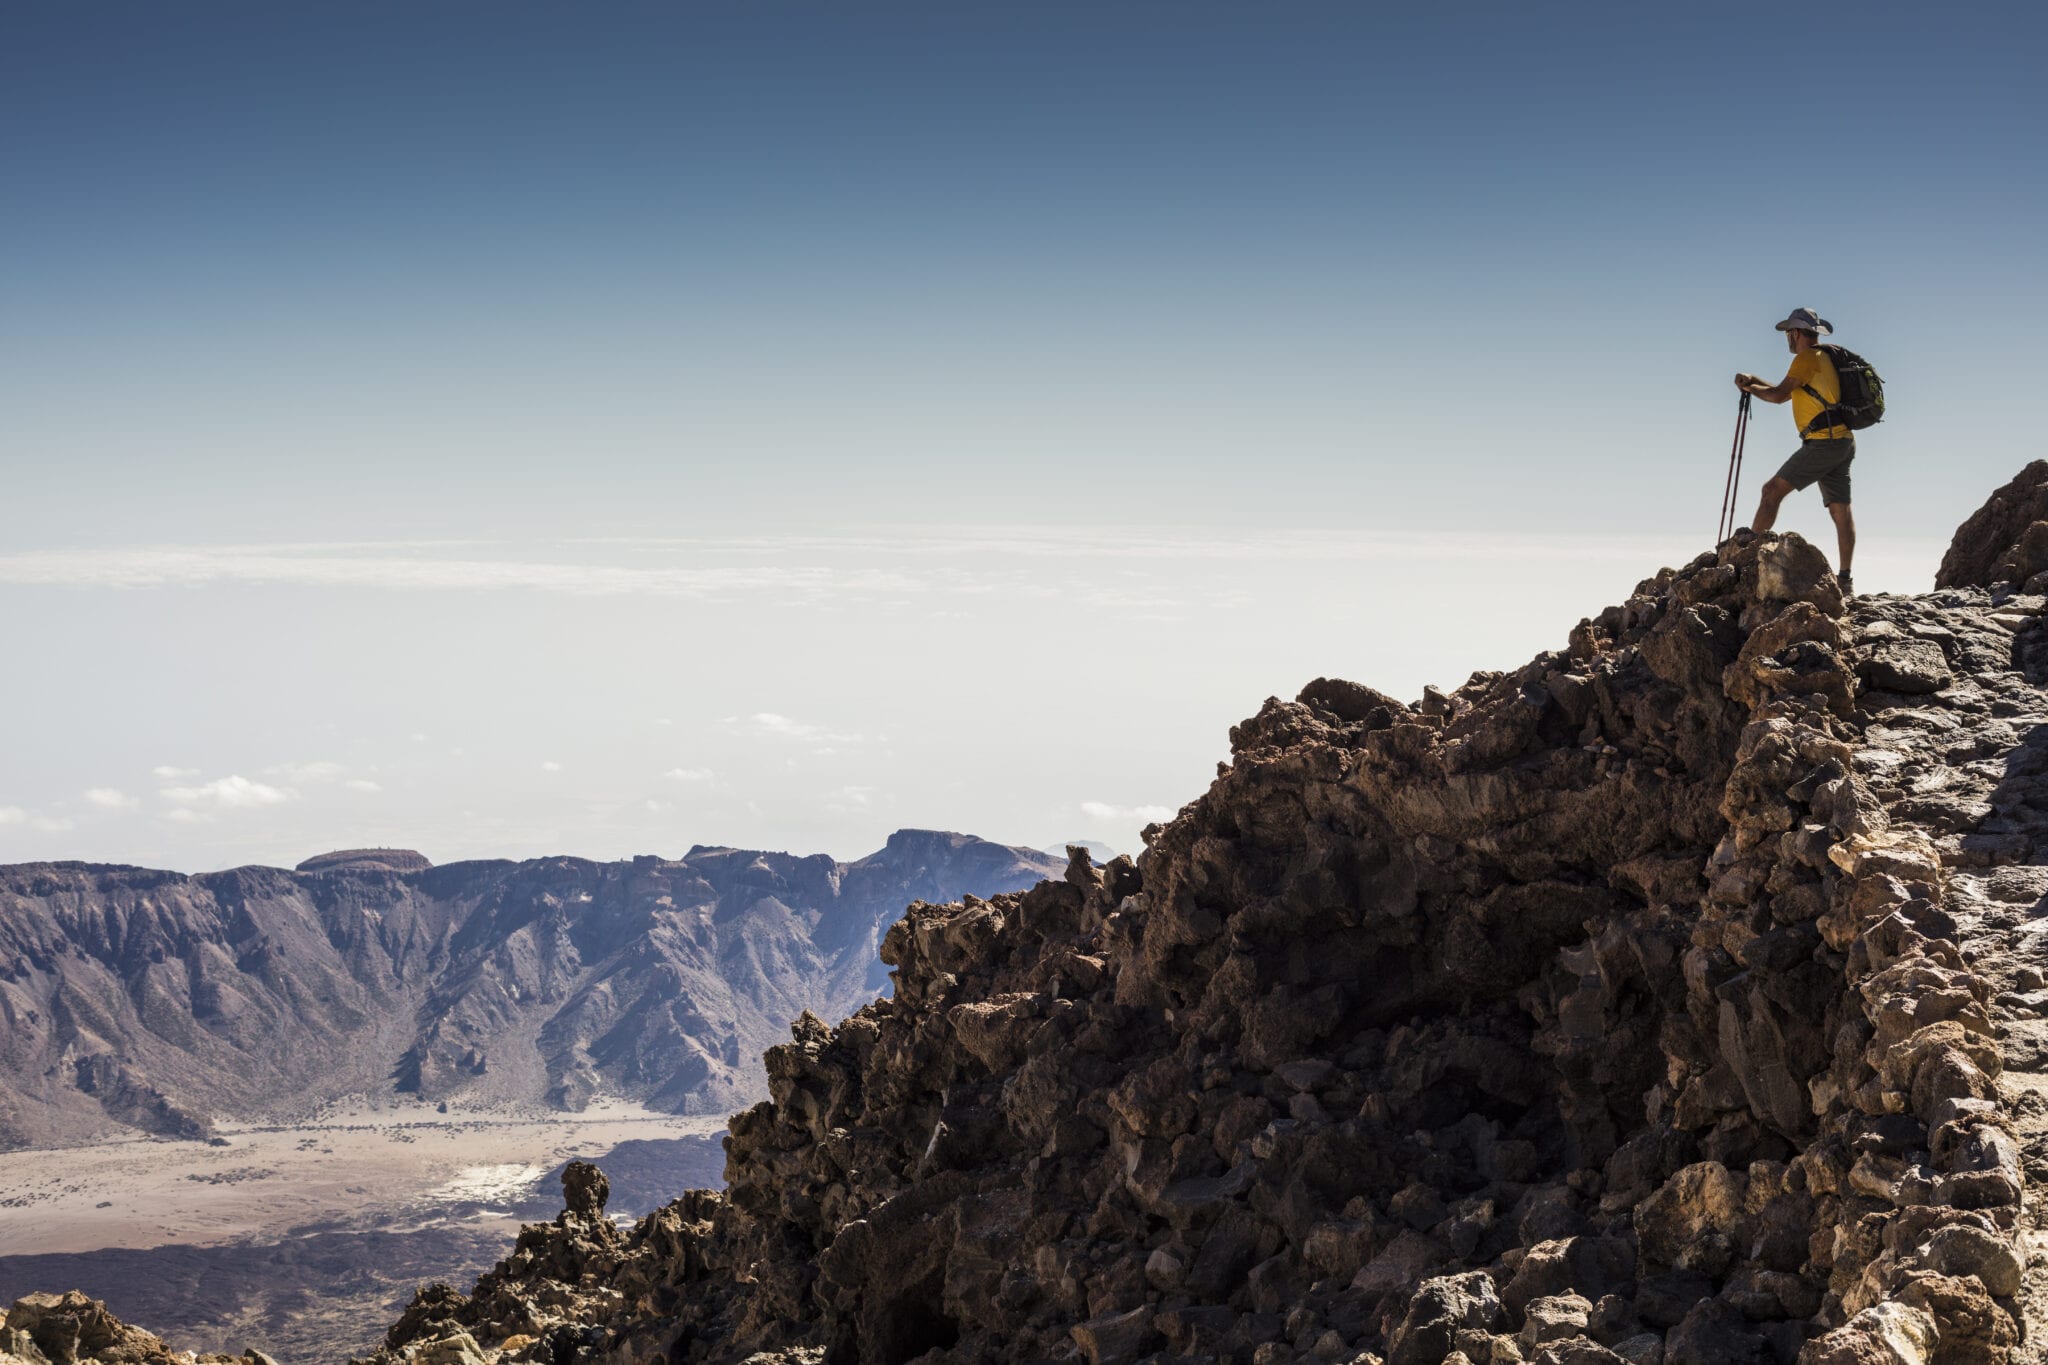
[560,1162,609,1219]
[0,1292,240,1365]
[1937,458,2048,589]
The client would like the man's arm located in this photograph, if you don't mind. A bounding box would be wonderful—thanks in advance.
[1733,371,1799,403]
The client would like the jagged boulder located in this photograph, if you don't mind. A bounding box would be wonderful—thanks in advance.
[1387,1272,1504,1365]
[561,1161,608,1219]
[1936,458,2048,588]
[1634,1163,1747,1276]
[1798,1303,1939,1365]
[0,1294,248,1365]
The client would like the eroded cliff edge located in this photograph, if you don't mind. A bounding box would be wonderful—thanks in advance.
[21,467,2048,1365]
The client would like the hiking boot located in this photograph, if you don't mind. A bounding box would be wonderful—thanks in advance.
[1839,571,1855,598]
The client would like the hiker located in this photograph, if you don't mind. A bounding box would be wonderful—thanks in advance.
[1735,307,1857,594]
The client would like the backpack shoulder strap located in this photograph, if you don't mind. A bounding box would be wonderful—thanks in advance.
[1799,398,1839,436]
[1799,349,1846,435]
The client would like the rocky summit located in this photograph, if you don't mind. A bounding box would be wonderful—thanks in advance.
[23,465,2048,1365]
[0,830,1059,1147]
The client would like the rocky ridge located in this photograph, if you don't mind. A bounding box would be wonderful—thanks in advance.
[22,470,2048,1365]
[0,831,1060,1147]
[0,1291,256,1365]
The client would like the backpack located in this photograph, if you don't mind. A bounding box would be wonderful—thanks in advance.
[1801,344,1886,434]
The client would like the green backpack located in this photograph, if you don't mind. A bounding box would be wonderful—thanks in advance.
[1801,344,1887,434]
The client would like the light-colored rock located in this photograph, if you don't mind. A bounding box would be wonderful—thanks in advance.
[1518,1294,1592,1349]
[1798,1304,1938,1365]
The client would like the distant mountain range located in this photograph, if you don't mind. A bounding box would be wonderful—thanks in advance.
[0,829,1061,1148]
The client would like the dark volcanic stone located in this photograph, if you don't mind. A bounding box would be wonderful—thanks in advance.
[1937,458,2048,587]
[1855,639,1952,693]
[561,1162,608,1217]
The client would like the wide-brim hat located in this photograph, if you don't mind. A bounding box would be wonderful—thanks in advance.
[1773,307,1833,335]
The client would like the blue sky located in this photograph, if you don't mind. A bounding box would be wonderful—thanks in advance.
[2,3,2042,867]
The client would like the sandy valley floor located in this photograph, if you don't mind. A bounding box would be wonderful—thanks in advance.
[0,1099,731,1363]
[0,1097,726,1256]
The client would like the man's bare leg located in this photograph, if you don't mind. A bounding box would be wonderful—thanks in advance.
[1751,477,1793,533]
[1827,500,1855,577]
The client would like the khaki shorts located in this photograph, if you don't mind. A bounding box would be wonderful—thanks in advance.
[1774,437,1856,505]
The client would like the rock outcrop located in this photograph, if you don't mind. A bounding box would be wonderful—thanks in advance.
[0,831,1060,1147]
[296,851,436,875]
[1938,459,2048,592]
[0,1291,239,1365]
[346,487,2048,1365]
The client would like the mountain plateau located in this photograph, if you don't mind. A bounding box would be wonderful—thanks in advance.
[0,830,1060,1148]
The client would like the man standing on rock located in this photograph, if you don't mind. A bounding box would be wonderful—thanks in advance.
[1736,307,1856,595]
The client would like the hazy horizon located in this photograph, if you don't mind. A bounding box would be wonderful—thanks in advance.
[0,526,1955,873]
[5,3,2040,870]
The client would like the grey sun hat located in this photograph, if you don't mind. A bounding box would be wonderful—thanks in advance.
[1773,307,1834,335]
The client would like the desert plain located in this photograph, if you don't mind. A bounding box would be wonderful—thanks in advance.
[0,1097,728,1362]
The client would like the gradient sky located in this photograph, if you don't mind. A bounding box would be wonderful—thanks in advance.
[3,3,2042,869]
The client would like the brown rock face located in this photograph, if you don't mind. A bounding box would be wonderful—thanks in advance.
[561,1163,609,1220]
[1936,458,2048,589]
[0,1292,228,1365]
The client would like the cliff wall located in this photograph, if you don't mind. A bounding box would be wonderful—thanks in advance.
[0,832,1060,1147]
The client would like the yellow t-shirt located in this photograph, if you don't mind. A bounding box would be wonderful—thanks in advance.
[1785,348,1849,440]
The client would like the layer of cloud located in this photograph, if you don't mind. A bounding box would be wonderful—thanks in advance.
[83,788,139,810]
[555,529,1698,564]
[0,531,1710,614]
[826,785,881,814]
[662,767,714,783]
[0,806,77,832]
[152,765,199,780]
[0,546,924,599]
[159,775,295,809]
[267,760,345,784]
[1080,800,1176,825]
[726,713,865,745]
[344,778,383,793]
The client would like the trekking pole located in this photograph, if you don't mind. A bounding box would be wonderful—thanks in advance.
[1717,390,1752,544]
